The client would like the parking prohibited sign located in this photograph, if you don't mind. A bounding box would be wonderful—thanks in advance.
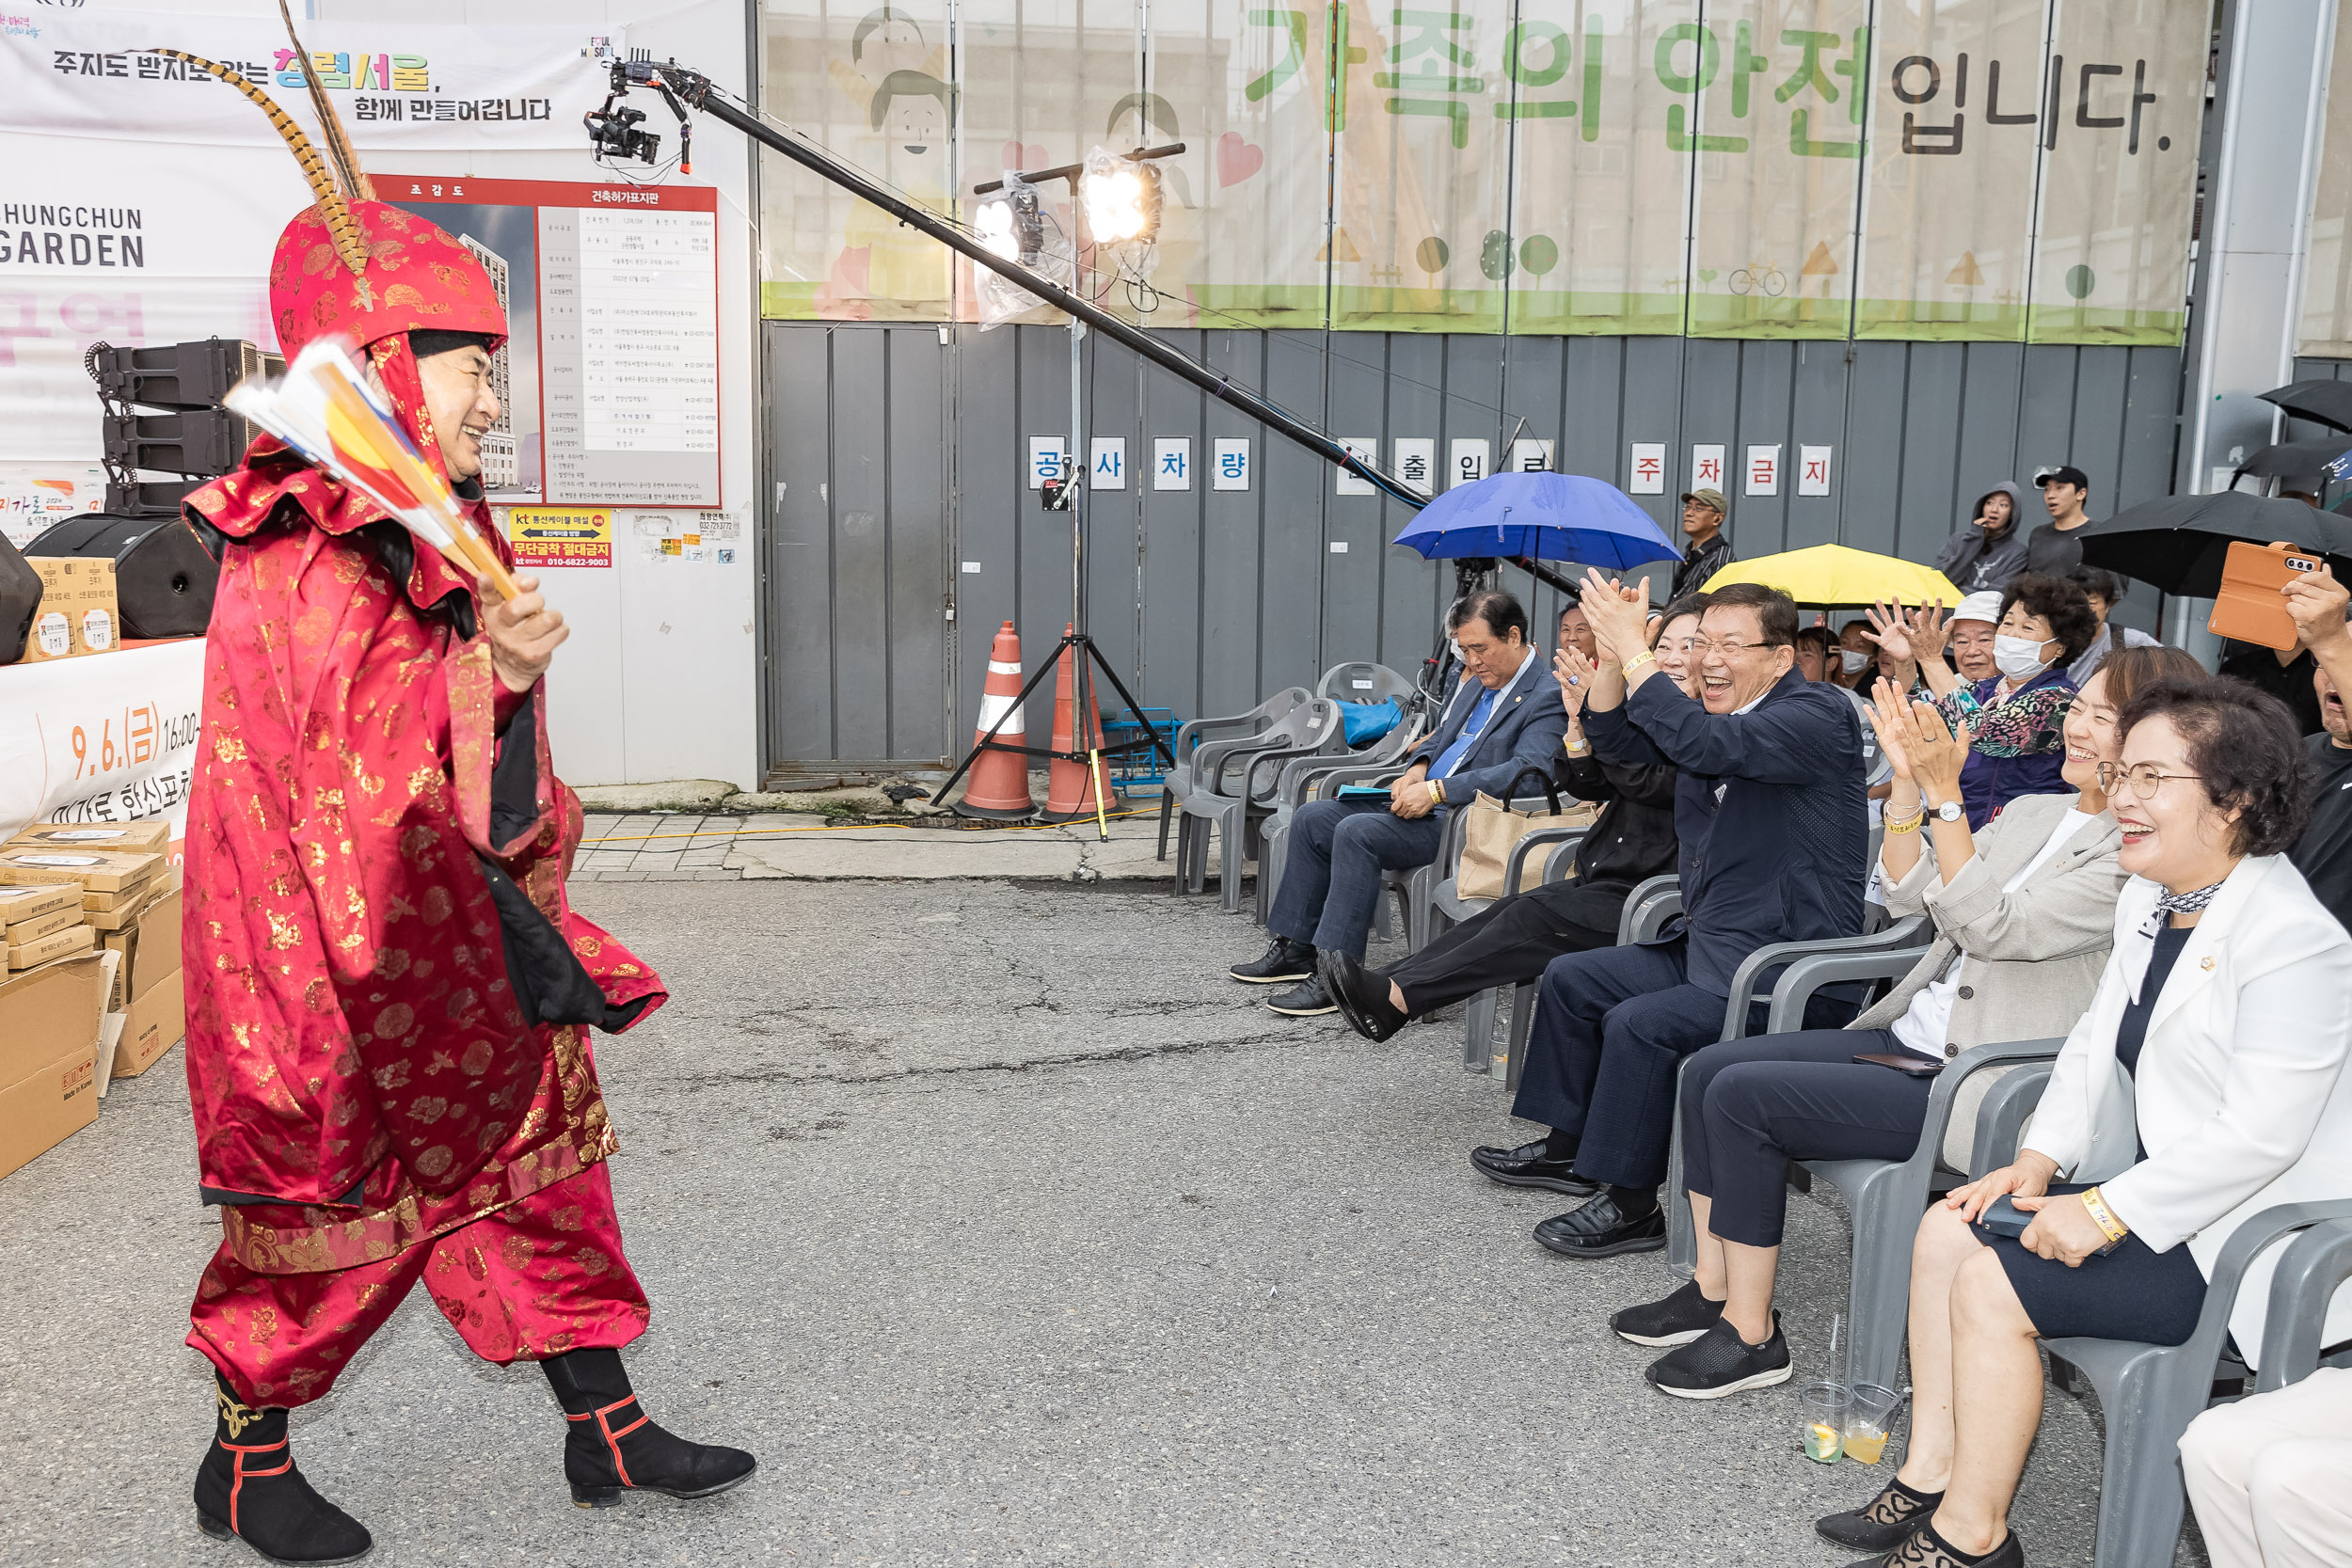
[505,506,613,569]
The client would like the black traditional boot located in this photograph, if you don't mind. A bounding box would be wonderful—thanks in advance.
[193,1372,372,1564]
[543,1347,758,1508]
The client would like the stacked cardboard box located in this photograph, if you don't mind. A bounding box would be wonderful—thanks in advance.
[0,819,186,1181]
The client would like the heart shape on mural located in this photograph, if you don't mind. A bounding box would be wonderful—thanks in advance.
[1698,269,1718,283]
[1216,131,1264,187]
[999,142,1052,178]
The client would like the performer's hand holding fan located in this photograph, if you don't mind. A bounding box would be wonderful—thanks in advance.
[226,337,521,601]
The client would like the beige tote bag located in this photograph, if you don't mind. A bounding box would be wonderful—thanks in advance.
[1455,768,1597,902]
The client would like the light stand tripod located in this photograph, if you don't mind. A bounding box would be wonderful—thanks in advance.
[936,149,1184,832]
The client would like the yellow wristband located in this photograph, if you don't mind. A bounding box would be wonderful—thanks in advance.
[2081,1187,2129,1245]
[1622,651,1657,676]
[1427,779,1445,805]
[1885,816,1922,835]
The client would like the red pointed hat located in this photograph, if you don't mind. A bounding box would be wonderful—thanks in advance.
[270,200,508,360]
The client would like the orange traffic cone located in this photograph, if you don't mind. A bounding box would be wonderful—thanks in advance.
[953,622,1036,819]
[1040,625,1108,824]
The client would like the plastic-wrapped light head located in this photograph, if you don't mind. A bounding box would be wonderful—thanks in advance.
[976,195,1021,261]
[1080,150,1160,245]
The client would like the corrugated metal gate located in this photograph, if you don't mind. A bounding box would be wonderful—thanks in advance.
[761,321,2181,780]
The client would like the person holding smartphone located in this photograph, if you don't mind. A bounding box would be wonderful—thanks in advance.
[1818,675,2352,1568]
[1607,649,2193,1401]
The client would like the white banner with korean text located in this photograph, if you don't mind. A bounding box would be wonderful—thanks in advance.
[0,8,620,151]
[0,639,207,856]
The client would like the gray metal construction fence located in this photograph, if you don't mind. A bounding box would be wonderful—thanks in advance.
[761,320,2182,782]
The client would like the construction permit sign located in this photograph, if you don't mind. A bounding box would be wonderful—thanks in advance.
[504,506,612,569]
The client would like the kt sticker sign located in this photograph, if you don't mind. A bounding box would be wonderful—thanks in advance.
[505,505,612,569]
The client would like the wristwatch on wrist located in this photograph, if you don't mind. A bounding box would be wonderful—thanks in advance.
[1930,800,1964,824]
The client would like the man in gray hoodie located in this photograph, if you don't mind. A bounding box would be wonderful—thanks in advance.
[1932,481,2031,594]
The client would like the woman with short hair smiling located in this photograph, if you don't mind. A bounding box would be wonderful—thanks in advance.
[1820,676,2352,1568]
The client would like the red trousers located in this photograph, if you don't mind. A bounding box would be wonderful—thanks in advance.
[189,1164,650,1408]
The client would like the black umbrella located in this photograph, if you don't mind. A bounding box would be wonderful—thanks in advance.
[2234,437,2352,483]
[2259,380,2352,435]
[2073,490,2352,597]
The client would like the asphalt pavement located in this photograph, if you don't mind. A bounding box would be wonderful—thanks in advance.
[0,877,2175,1568]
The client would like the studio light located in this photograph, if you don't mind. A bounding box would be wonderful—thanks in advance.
[1079,151,1161,245]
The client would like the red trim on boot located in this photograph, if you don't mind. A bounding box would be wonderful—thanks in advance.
[220,1438,293,1536]
[566,1396,649,1487]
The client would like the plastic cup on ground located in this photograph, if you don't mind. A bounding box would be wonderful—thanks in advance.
[1801,1381,1849,1464]
[1847,1382,1905,1465]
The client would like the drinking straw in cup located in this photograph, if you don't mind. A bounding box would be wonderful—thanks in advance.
[1801,1381,1849,1464]
[1846,1383,1906,1465]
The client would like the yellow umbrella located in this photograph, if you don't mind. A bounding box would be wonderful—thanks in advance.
[1699,544,1963,609]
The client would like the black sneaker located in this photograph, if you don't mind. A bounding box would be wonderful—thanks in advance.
[1818,1479,1947,1553]
[1266,976,1339,1016]
[1643,1312,1791,1399]
[1232,938,1314,984]
[1610,1278,1726,1347]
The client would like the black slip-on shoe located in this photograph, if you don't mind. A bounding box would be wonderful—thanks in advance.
[1319,949,1407,1041]
[1842,1522,2023,1568]
[1818,1480,1947,1553]
[1611,1277,1726,1347]
[1644,1312,1792,1399]
[1470,1139,1597,1196]
[1533,1192,1666,1258]
[1265,976,1340,1016]
[1232,938,1315,984]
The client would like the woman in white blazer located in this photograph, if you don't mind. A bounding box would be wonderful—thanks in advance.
[1818,675,2352,1568]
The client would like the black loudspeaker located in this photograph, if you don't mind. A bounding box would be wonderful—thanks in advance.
[0,531,40,664]
[24,513,219,639]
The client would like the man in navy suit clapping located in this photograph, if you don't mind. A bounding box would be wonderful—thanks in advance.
[1232,590,1569,1017]
[1470,574,1867,1259]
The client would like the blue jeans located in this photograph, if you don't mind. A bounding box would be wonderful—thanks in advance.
[1268,797,1444,961]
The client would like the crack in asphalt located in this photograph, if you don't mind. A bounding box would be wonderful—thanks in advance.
[661,1028,1309,1092]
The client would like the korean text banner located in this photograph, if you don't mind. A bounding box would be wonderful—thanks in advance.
[756,0,2206,344]
[0,8,620,151]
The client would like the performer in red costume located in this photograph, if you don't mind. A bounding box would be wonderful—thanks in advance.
[165,46,754,1566]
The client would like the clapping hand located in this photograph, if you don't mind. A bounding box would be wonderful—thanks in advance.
[1899,698,1972,803]
[1865,678,1916,781]
[1554,642,1597,719]
[1576,568,1651,665]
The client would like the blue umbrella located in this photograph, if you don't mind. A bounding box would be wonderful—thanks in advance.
[1391,471,1680,570]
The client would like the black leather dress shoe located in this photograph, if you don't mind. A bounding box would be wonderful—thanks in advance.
[1533,1192,1667,1258]
[1232,937,1314,984]
[1319,949,1407,1041]
[1470,1140,1598,1196]
[1266,976,1339,1016]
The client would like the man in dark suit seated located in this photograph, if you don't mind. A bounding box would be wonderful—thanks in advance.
[1232,589,1570,1017]
[1470,576,1866,1259]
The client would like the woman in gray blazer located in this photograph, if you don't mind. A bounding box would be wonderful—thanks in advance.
[1603,645,2205,1402]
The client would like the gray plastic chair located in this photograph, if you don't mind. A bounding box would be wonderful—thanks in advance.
[2044,1198,2352,1568]
[1457,820,1593,1078]
[1317,660,1419,705]
[1662,916,1936,1272]
[1173,698,1341,911]
[2255,1214,2352,1390]
[1156,687,1310,862]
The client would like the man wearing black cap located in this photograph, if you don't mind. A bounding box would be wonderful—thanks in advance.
[2026,465,2093,577]
[1671,487,1734,600]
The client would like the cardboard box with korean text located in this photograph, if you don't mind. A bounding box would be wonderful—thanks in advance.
[19,557,119,662]
[6,820,171,854]
[108,887,184,1079]
[0,953,105,1181]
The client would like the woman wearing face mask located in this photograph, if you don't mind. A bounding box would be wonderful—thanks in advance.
[1933,483,2033,594]
[1820,675,2352,1568]
[1875,576,2100,829]
[1834,620,1880,689]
